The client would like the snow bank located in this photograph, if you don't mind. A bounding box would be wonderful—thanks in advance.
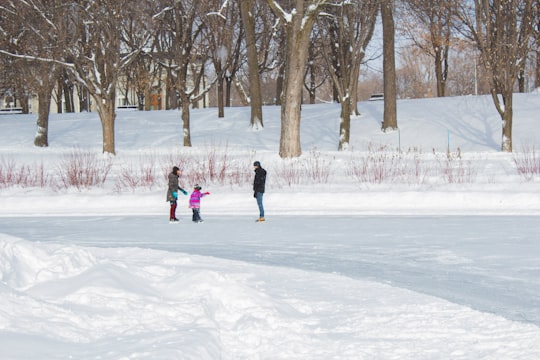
[2,236,540,359]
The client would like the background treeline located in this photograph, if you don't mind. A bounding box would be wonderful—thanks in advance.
[1,0,538,156]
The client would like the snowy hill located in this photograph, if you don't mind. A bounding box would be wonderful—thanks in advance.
[1,93,539,216]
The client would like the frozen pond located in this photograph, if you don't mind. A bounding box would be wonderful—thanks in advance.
[2,214,539,327]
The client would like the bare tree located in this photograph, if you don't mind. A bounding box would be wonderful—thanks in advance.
[304,27,331,104]
[64,0,150,154]
[456,0,535,152]
[240,0,264,129]
[55,68,76,113]
[121,52,159,110]
[121,3,159,110]
[0,12,24,111]
[319,0,378,150]
[238,1,282,108]
[0,60,32,113]
[267,0,332,158]
[205,0,241,118]
[396,45,436,98]
[31,60,61,147]
[381,0,398,131]
[153,0,211,147]
[400,0,454,97]
[0,0,65,147]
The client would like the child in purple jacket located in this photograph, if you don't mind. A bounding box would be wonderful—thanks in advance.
[189,184,210,223]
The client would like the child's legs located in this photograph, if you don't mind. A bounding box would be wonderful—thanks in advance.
[192,208,201,222]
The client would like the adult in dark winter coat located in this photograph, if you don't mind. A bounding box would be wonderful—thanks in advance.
[253,161,267,222]
[166,166,186,223]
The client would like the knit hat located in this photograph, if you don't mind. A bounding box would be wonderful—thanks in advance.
[253,161,261,167]
[194,184,202,190]
[172,166,179,173]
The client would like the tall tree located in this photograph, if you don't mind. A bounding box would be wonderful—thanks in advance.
[153,0,211,147]
[121,2,158,110]
[267,0,332,158]
[457,0,535,152]
[381,0,398,131]
[303,37,328,105]
[0,0,65,147]
[66,0,147,154]
[319,0,378,150]
[56,68,76,113]
[400,0,454,97]
[206,0,241,118]
[240,0,264,129]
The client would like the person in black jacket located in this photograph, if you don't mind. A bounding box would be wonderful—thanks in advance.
[253,161,267,222]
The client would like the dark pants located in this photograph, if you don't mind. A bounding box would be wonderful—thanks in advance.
[169,201,177,220]
[192,208,202,222]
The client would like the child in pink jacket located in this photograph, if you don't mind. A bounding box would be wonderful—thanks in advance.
[189,184,210,223]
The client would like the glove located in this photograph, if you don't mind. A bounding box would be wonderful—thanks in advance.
[254,191,257,198]
[204,192,210,195]
[180,188,188,195]
[172,192,178,199]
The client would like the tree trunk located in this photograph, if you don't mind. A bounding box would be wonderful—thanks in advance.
[338,95,351,151]
[240,0,264,130]
[381,0,398,131]
[500,92,513,152]
[490,89,513,152]
[217,76,225,118]
[34,87,53,147]
[78,86,90,112]
[275,31,286,106]
[56,77,63,114]
[518,69,525,93]
[271,0,322,158]
[181,99,192,147]
[307,45,316,104]
[96,97,116,155]
[536,47,540,88]
[351,60,361,116]
[233,77,250,105]
[225,75,232,108]
[279,29,311,158]
[279,75,303,157]
[502,106,513,152]
[435,50,446,97]
[63,72,75,113]
[275,64,284,105]
[17,93,30,114]
[166,71,178,110]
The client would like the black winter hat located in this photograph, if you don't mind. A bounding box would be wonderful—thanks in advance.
[172,166,180,173]
[253,161,261,167]
[194,184,202,190]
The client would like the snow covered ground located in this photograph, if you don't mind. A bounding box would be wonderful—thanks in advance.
[1,93,540,359]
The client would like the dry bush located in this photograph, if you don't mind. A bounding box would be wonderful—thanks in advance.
[513,145,540,181]
[273,150,333,188]
[57,149,113,190]
[0,157,49,188]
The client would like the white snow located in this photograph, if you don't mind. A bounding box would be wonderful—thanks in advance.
[1,93,540,359]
